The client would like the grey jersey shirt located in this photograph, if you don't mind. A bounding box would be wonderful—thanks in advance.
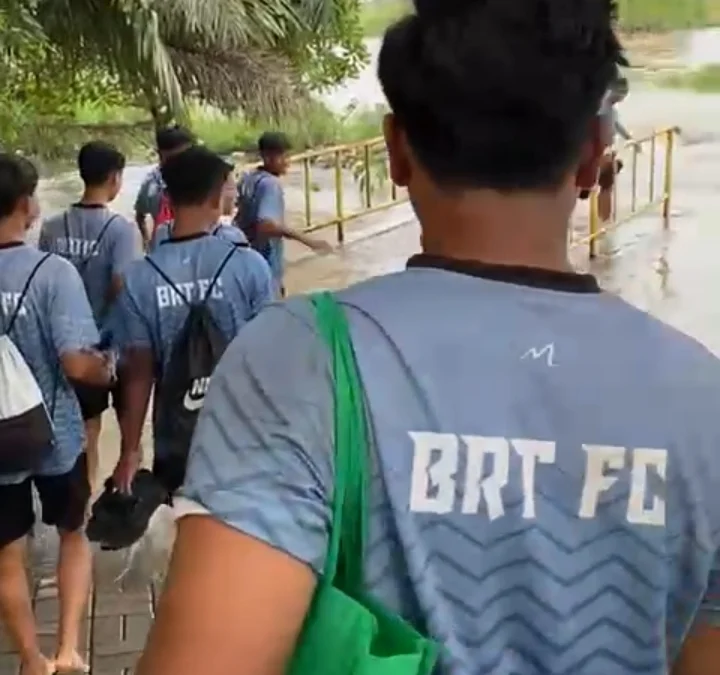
[182,260,720,674]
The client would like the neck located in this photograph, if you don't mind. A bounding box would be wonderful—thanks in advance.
[170,209,216,237]
[0,219,26,245]
[80,187,110,206]
[419,190,574,272]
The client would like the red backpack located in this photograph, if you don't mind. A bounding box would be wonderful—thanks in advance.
[155,190,174,232]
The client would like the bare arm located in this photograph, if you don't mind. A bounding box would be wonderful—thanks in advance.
[257,219,331,253]
[118,347,153,462]
[614,119,632,142]
[137,516,315,675]
[61,350,111,387]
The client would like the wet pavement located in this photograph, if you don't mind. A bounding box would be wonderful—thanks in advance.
[5,71,720,674]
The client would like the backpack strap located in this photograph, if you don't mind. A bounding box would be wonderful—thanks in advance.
[145,256,191,308]
[204,245,239,303]
[79,214,120,270]
[64,211,120,269]
[4,254,52,335]
[237,172,271,242]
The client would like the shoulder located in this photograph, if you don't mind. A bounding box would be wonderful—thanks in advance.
[105,213,136,237]
[219,297,328,386]
[217,223,247,244]
[223,242,270,275]
[255,173,283,196]
[122,257,152,291]
[41,212,64,231]
[31,252,83,294]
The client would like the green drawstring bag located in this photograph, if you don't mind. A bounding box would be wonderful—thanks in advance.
[288,292,439,675]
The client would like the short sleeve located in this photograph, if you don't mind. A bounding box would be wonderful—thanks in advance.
[114,267,153,350]
[46,257,100,354]
[109,219,140,274]
[245,252,275,316]
[217,224,247,245]
[697,552,720,626]
[180,301,334,574]
[256,179,284,225]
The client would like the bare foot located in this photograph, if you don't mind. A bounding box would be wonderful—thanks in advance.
[19,655,54,675]
[54,650,89,673]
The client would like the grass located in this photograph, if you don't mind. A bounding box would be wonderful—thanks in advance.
[189,102,386,156]
[361,0,411,37]
[360,0,720,37]
[3,99,387,165]
[658,64,720,91]
[617,0,720,31]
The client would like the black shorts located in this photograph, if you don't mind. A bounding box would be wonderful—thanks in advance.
[74,380,124,422]
[0,453,90,548]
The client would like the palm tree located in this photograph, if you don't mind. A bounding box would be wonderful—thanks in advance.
[10,0,365,125]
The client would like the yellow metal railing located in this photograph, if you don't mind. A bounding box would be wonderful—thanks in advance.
[280,127,676,253]
[283,137,407,244]
[577,127,677,259]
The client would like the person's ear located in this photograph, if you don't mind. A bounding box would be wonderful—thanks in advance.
[384,114,411,188]
[576,117,607,191]
[208,184,223,211]
[20,194,40,230]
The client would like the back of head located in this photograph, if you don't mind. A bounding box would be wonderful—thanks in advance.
[258,131,291,156]
[156,125,195,157]
[161,146,233,208]
[77,141,126,187]
[0,153,39,221]
[378,0,626,192]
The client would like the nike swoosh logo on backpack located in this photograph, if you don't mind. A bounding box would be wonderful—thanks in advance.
[183,391,205,412]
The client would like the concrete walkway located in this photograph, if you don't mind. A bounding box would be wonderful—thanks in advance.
[0,551,158,675]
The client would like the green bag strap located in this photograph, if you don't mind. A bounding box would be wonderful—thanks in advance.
[311,292,368,596]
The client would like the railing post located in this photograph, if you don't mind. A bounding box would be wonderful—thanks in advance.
[334,150,344,245]
[303,158,312,230]
[589,188,599,259]
[662,128,675,229]
[363,143,372,209]
[630,143,639,214]
[648,135,656,204]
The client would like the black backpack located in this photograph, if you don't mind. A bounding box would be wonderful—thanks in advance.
[235,171,271,257]
[145,245,239,483]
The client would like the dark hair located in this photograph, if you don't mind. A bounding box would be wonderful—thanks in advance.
[258,131,291,155]
[161,146,233,207]
[0,153,39,220]
[378,0,626,191]
[77,141,126,186]
[156,125,195,153]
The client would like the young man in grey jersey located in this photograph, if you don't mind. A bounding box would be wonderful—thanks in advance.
[139,2,720,674]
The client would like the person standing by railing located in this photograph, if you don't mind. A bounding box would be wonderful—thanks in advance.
[597,75,635,222]
[235,132,331,296]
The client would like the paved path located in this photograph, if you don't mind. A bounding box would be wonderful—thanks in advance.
[0,549,159,675]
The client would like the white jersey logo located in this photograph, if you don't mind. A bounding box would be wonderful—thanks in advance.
[183,377,210,412]
[521,342,556,367]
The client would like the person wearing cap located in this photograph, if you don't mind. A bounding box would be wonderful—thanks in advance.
[112,146,274,496]
[236,132,332,296]
[134,126,195,248]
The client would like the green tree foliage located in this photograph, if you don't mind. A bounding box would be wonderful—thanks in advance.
[1,0,369,131]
